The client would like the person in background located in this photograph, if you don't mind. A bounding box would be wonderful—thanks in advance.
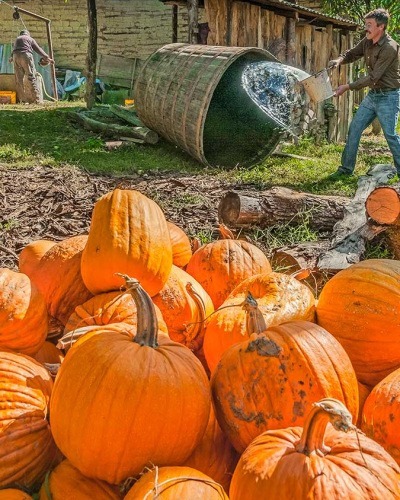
[10,30,54,104]
[328,8,400,180]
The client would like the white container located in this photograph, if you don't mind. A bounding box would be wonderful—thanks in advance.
[300,68,334,102]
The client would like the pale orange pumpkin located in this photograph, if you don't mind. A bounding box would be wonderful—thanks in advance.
[25,235,93,326]
[186,233,272,309]
[50,276,210,484]
[34,341,64,365]
[203,272,315,372]
[317,259,400,387]
[0,268,48,355]
[230,399,400,499]
[0,350,60,491]
[0,490,33,499]
[212,319,359,453]
[18,239,56,276]
[362,366,400,465]
[81,189,173,296]
[39,459,120,499]
[168,221,192,268]
[124,466,228,499]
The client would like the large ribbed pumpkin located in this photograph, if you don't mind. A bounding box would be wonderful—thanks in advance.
[124,466,228,499]
[0,490,33,500]
[203,272,315,372]
[362,366,400,464]
[18,239,56,276]
[212,320,358,453]
[0,350,59,491]
[230,399,400,499]
[81,189,173,296]
[50,276,210,484]
[0,269,48,355]
[168,221,192,268]
[317,259,400,387]
[39,459,120,500]
[25,235,93,326]
[186,236,272,309]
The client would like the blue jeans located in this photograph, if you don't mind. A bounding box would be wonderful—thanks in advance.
[340,88,400,175]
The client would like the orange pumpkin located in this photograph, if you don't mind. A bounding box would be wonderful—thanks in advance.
[168,221,192,268]
[39,459,120,499]
[81,189,173,296]
[50,276,210,484]
[0,350,59,491]
[152,265,213,353]
[212,319,359,453]
[64,290,168,337]
[362,366,400,465]
[186,234,272,309]
[0,268,48,355]
[124,466,228,499]
[230,399,400,499]
[0,490,33,499]
[183,405,239,493]
[357,381,371,427]
[18,239,56,276]
[317,259,400,388]
[26,235,93,326]
[203,272,315,372]
[34,341,64,365]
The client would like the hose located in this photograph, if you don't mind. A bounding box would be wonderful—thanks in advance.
[36,72,57,102]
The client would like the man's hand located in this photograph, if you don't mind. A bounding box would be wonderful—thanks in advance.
[334,84,350,97]
[328,58,343,69]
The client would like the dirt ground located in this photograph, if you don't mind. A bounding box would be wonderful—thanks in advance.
[0,163,254,270]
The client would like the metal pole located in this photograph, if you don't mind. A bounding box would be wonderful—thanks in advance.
[14,7,58,100]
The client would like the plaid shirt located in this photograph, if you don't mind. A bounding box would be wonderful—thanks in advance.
[340,33,400,90]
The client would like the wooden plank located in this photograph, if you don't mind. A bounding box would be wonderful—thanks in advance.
[96,53,139,88]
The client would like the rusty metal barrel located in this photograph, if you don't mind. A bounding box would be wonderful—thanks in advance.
[134,43,284,168]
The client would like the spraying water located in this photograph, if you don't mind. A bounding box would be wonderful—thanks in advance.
[242,62,310,138]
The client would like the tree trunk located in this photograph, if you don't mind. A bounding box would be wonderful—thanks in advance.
[85,0,97,110]
[187,0,199,44]
[218,188,349,233]
[365,185,400,225]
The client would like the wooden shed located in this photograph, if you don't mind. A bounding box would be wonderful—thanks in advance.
[160,0,359,142]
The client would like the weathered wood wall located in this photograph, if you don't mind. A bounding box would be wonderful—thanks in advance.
[205,0,355,142]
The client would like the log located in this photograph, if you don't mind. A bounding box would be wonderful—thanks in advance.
[69,112,159,144]
[218,187,348,232]
[109,104,145,127]
[365,185,400,224]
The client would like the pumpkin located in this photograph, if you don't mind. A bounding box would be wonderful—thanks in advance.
[34,341,64,365]
[212,319,359,453]
[124,466,228,499]
[316,259,400,387]
[186,228,272,308]
[18,239,56,276]
[0,350,59,491]
[168,221,192,268]
[50,275,210,484]
[362,366,400,465]
[0,490,33,499]
[39,459,120,500]
[203,271,315,372]
[0,268,48,355]
[64,290,168,337]
[357,381,371,427]
[230,399,400,499]
[183,404,239,493]
[81,189,173,296]
[152,265,213,354]
[25,235,93,326]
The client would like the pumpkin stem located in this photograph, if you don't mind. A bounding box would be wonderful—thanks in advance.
[218,223,236,240]
[242,292,267,335]
[185,282,207,350]
[295,398,355,457]
[117,273,158,348]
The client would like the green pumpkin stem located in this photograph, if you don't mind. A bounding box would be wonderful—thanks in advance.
[117,273,159,348]
[295,398,355,457]
[242,292,267,335]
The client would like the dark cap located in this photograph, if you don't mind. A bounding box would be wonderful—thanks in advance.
[19,30,30,36]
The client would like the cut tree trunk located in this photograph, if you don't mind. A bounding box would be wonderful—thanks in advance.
[218,187,348,233]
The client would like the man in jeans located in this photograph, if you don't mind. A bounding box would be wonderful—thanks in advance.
[11,30,54,104]
[328,8,400,179]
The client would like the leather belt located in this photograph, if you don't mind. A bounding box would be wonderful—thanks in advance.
[369,88,398,93]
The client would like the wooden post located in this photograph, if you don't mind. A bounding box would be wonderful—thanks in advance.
[172,5,178,43]
[85,0,97,110]
[187,0,199,44]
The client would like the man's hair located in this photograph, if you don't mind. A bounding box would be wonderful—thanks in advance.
[365,8,390,28]
[19,30,30,36]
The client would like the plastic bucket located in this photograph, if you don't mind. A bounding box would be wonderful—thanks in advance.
[300,68,334,103]
[134,43,286,168]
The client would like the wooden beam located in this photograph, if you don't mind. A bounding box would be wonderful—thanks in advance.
[85,0,97,110]
[187,0,199,44]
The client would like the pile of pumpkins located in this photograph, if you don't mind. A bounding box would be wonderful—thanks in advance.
[1,188,400,499]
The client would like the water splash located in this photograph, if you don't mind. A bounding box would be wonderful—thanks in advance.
[242,62,310,137]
